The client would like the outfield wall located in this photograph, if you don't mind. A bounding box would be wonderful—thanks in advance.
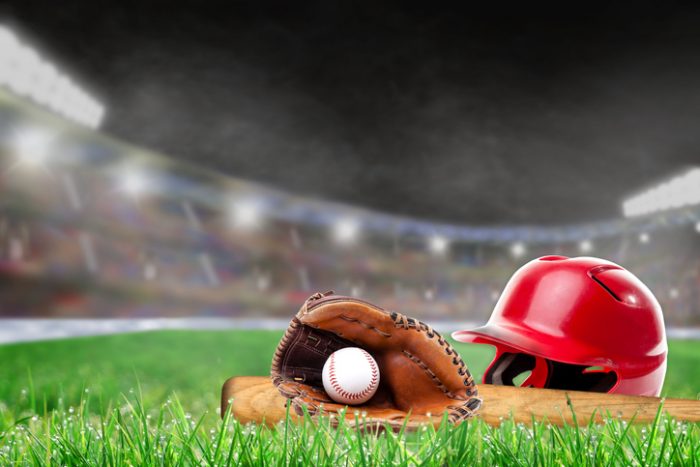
[1,318,699,344]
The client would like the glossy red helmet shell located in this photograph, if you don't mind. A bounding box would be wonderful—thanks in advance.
[452,256,667,396]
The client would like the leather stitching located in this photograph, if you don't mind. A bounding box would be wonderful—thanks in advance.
[446,398,483,423]
[391,311,478,397]
[270,317,301,385]
[402,350,466,400]
[339,315,392,337]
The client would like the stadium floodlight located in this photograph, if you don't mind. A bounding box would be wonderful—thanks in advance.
[94,104,106,126]
[639,232,650,244]
[31,61,59,106]
[333,218,359,245]
[0,27,19,84]
[510,241,526,258]
[0,25,105,129]
[46,74,65,112]
[579,239,593,253]
[428,235,449,255]
[12,126,53,168]
[230,199,262,230]
[8,45,41,97]
[623,168,700,217]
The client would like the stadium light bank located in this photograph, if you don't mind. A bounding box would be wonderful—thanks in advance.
[622,168,700,218]
[0,25,104,129]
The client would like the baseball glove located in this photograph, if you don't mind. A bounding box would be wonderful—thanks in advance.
[270,291,481,430]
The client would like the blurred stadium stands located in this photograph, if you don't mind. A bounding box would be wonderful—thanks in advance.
[0,89,699,329]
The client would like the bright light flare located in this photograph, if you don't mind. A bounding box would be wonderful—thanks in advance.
[229,199,262,230]
[118,168,150,198]
[333,218,359,245]
[428,235,449,255]
[579,239,593,253]
[510,241,526,258]
[639,232,650,244]
[12,127,54,168]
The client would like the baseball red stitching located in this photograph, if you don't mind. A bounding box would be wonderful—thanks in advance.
[328,349,378,401]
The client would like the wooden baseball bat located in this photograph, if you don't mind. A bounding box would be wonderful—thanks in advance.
[222,376,700,427]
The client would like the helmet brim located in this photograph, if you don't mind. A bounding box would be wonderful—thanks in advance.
[451,324,614,369]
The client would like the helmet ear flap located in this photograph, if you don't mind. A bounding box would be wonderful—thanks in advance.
[483,348,551,387]
[483,347,619,392]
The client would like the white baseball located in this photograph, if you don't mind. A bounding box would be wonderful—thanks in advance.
[322,347,380,405]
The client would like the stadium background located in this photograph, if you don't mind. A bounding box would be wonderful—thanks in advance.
[0,4,699,360]
[0,85,699,336]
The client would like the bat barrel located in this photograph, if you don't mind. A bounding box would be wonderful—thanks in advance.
[478,384,700,426]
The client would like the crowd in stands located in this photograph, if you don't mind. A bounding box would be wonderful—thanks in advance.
[1,103,699,326]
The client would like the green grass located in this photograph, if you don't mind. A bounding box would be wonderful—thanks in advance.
[0,330,280,416]
[0,331,699,465]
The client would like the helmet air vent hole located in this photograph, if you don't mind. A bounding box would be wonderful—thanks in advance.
[512,371,532,386]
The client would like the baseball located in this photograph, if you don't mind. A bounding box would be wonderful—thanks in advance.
[322,347,380,405]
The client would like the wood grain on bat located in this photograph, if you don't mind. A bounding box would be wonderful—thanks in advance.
[222,376,700,427]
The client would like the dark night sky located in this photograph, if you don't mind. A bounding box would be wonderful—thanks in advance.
[2,2,700,225]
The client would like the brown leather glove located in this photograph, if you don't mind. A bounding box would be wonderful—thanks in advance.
[270,291,481,431]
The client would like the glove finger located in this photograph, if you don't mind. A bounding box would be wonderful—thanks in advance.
[333,407,449,433]
[288,382,480,430]
[298,297,395,349]
[291,395,346,415]
[277,381,334,403]
[291,394,422,425]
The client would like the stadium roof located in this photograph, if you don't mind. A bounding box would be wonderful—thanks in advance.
[2,2,700,225]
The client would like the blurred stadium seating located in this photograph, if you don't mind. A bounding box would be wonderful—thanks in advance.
[0,89,699,325]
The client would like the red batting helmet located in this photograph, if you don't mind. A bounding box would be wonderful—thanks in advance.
[452,256,667,396]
